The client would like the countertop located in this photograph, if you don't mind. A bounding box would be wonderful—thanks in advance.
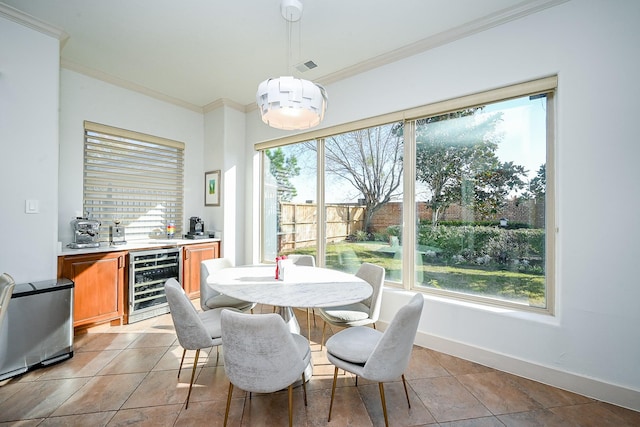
[58,237,221,256]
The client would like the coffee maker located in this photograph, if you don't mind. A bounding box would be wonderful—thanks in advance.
[186,216,206,239]
[68,215,101,248]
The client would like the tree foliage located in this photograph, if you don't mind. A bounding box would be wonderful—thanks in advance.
[265,147,300,202]
[415,108,528,224]
[527,164,546,200]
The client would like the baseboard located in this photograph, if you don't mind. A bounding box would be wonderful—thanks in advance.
[377,321,640,412]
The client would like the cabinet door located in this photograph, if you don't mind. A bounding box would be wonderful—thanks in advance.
[182,242,220,298]
[61,252,126,328]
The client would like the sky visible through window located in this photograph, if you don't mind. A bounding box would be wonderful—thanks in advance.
[284,95,545,204]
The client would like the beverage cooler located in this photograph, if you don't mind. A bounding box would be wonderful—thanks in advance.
[128,247,181,323]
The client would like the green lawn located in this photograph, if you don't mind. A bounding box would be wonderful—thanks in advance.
[283,241,546,307]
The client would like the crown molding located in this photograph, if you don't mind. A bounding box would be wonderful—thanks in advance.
[0,2,68,44]
[243,0,569,111]
[203,98,246,114]
[61,59,204,113]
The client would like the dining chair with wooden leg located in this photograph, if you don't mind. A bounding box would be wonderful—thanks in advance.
[164,278,240,409]
[325,293,424,427]
[200,258,256,313]
[221,310,311,427]
[318,262,385,347]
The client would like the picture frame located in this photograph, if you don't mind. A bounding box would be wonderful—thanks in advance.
[204,170,221,206]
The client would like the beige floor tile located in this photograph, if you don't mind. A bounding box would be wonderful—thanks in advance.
[507,373,594,408]
[410,376,492,422]
[430,350,494,376]
[36,350,121,380]
[106,404,182,427]
[323,384,374,426]
[121,369,190,408]
[74,331,141,352]
[0,377,90,422]
[174,398,241,426]
[188,366,233,403]
[51,373,146,416]
[498,408,576,426]
[405,346,451,380]
[439,415,506,427]
[456,371,542,415]
[550,402,640,427]
[98,346,168,375]
[0,419,43,427]
[357,381,437,427]
[127,331,177,348]
[38,411,116,426]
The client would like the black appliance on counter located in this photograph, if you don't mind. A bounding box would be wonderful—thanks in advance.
[0,278,74,381]
[185,216,207,239]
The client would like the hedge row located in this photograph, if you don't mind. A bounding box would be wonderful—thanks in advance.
[417,224,544,267]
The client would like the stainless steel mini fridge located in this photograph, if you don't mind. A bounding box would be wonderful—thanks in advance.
[0,278,74,381]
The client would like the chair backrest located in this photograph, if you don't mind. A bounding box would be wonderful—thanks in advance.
[165,278,217,350]
[200,258,234,307]
[288,254,315,267]
[362,293,423,382]
[356,263,385,321]
[0,273,16,330]
[221,310,306,393]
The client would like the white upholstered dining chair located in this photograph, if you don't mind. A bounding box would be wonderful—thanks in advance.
[200,258,255,313]
[164,278,239,409]
[287,254,317,339]
[221,310,310,427]
[318,262,385,347]
[325,293,424,427]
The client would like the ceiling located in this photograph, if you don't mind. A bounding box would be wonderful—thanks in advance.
[2,0,565,111]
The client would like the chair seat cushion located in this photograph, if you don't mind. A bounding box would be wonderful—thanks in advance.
[320,302,369,323]
[325,326,382,364]
[204,294,254,311]
[199,307,240,338]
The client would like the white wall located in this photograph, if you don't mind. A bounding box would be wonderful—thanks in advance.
[0,16,60,283]
[245,0,640,410]
[58,69,204,244]
[203,105,247,265]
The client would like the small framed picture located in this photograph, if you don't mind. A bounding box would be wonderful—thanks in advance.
[205,170,221,206]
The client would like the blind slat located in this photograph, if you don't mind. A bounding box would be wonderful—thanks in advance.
[83,122,185,242]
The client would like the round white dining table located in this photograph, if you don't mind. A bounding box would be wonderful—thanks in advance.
[208,264,372,383]
[207,264,372,334]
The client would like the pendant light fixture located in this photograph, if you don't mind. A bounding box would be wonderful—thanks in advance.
[256,0,328,130]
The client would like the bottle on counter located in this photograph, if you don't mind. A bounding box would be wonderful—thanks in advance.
[167,222,175,239]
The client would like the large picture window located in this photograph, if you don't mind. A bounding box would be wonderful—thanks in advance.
[259,77,555,313]
[83,121,185,242]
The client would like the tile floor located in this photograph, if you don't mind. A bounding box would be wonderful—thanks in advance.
[1,303,639,427]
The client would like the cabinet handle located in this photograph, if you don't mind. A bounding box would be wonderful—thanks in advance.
[118,255,124,269]
[184,249,189,261]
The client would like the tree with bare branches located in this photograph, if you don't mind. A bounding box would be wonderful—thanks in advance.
[323,124,404,232]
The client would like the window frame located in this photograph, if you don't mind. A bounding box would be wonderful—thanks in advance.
[257,76,556,315]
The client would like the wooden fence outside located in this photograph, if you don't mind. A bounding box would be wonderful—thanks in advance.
[277,198,543,251]
[278,203,365,251]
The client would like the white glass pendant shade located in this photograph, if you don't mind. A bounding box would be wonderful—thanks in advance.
[256,76,328,130]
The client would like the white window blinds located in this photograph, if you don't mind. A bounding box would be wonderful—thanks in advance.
[83,121,185,242]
